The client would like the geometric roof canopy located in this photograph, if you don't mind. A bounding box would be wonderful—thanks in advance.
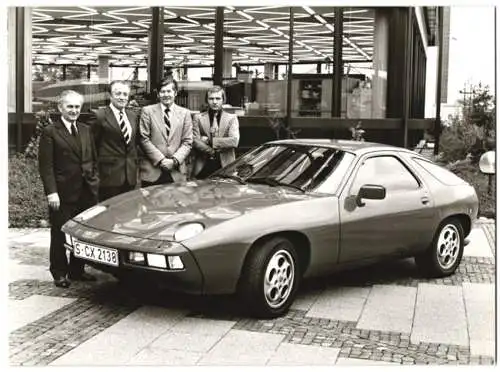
[32,6,375,67]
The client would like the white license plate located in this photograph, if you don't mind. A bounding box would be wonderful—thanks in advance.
[73,240,118,267]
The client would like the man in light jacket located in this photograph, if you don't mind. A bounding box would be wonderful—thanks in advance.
[139,77,193,186]
[192,85,240,179]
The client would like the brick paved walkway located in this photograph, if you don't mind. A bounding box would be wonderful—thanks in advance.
[7,223,496,366]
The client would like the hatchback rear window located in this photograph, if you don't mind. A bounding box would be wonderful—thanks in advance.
[412,157,467,186]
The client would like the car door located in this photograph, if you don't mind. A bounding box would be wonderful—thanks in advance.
[338,152,435,263]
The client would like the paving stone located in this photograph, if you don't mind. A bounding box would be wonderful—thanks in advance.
[198,329,284,365]
[169,317,235,337]
[127,347,202,366]
[267,342,341,365]
[50,306,185,365]
[306,286,371,321]
[9,264,52,283]
[462,283,495,357]
[8,295,76,332]
[357,285,416,334]
[464,227,493,258]
[411,284,468,346]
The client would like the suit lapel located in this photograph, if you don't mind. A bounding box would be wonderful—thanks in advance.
[218,111,230,137]
[200,112,210,136]
[76,121,87,159]
[154,103,170,143]
[104,106,120,132]
[55,120,81,158]
[124,108,137,148]
[169,103,180,139]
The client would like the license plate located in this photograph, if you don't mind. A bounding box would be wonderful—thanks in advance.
[73,240,118,267]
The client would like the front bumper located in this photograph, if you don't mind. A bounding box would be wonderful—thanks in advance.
[63,228,204,295]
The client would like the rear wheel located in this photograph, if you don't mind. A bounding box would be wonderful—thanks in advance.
[415,218,464,277]
[238,237,301,318]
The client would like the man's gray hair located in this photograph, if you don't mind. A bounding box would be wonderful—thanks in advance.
[58,90,84,106]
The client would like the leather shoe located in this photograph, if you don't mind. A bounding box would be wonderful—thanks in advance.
[69,272,96,282]
[54,276,70,288]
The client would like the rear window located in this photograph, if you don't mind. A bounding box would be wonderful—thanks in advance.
[412,157,467,186]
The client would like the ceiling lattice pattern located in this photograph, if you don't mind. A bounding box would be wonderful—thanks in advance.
[31,6,375,66]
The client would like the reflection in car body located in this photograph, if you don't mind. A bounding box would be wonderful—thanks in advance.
[62,139,478,318]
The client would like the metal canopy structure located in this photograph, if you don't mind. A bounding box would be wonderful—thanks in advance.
[31,6,375,67]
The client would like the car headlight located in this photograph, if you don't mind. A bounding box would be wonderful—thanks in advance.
[173,223,204,241]
[74,205,107,222]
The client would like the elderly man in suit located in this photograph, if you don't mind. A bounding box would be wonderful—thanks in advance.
[192,85,240,179]
[38,90,99,288]
[91,80,140,201]
[139,77,193,186]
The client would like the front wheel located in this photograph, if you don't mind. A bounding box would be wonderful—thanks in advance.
[238,237,301,318]
[415,218,464,277]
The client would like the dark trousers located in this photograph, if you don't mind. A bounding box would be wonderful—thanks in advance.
[49,187,97,279]
[99,181,135,202]
[142,170,174,187]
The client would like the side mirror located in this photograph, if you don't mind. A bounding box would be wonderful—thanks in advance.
[356,184,386,207]
[479,151,495,175]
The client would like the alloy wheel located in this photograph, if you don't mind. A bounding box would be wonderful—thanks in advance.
[263,248,295,309]
[436,223,460,270]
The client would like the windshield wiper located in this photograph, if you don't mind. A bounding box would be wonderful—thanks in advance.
[247,177,305,193]
[210,174,247,184]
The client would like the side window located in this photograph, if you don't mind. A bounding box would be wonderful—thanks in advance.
[350,156,420,194]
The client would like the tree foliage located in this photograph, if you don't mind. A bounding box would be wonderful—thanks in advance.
[439,83,495,164]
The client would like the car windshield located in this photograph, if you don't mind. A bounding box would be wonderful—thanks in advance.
[211,144,353,193]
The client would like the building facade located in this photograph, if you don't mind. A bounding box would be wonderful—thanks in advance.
[8,6,449,152]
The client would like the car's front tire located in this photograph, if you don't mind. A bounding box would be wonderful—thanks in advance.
[415,218,464,277]
[238,237,300,318]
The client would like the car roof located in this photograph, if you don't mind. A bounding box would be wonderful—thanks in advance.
[268,138,410,156]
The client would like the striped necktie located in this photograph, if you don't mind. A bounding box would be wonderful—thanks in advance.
[118,110,130,145]
[164,107,171,137]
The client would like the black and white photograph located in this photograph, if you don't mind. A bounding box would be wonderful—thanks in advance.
[5,3,497,367]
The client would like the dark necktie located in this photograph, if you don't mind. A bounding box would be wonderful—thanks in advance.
[118,110,130,144]
[70,122,78,137]
[164,107,171,137]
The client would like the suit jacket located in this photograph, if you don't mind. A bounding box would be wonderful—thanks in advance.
[192,110,240,177]
[139,102,193,183]
[38,119,99,203]
[90,106,139,188]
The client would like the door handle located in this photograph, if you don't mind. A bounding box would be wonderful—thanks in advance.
[421,196,430,204]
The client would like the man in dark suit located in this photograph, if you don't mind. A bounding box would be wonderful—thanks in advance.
[38,90,99,288]
[139,77,193,186]
[192,85,240,179]
[91,80,139,201]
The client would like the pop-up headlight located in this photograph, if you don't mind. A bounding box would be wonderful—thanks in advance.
[173,223,204,241]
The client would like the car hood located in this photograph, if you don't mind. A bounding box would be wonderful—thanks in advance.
[75,179,316,241]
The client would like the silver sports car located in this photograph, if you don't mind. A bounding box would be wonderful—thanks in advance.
[62,139,479,318]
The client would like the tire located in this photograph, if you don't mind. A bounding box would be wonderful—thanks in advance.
[415,218,464,278]
[238,237,301,318]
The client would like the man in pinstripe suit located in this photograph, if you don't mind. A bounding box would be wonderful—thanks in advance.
[191,85,240,179]
[90,80,140,201]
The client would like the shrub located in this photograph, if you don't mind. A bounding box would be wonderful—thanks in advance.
[446,161,496,218]
[439,116,484,164]
[8,153,49,227]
